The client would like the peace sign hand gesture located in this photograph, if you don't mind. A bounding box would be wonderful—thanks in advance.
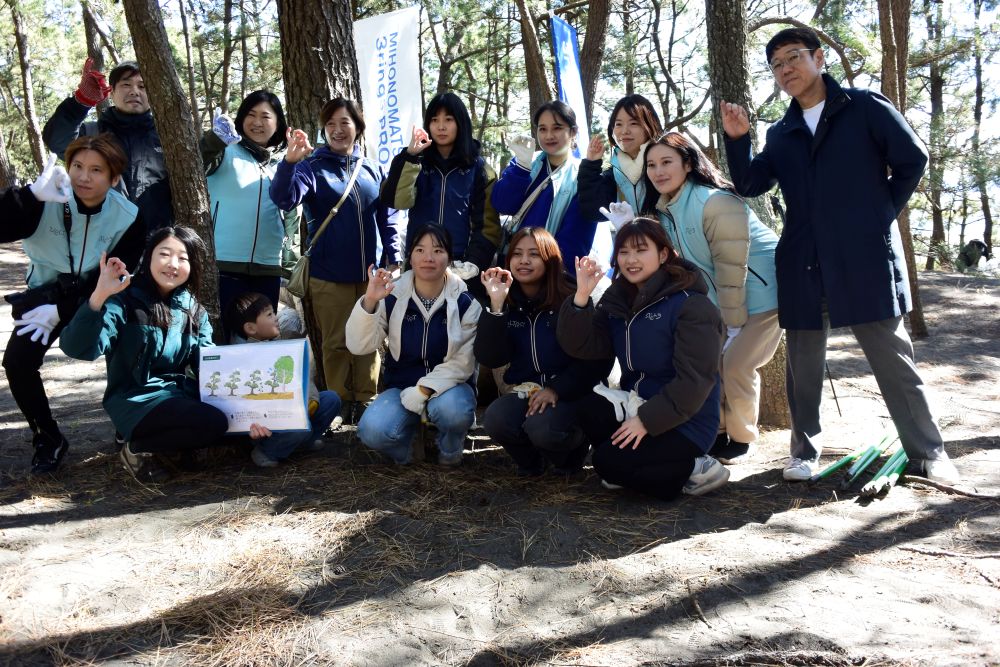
[407,125,432,156]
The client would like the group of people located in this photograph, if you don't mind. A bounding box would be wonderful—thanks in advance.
[2,27,960,495]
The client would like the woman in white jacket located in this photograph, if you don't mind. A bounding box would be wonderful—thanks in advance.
[346,224,481,465]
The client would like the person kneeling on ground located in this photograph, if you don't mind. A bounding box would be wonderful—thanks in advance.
[60,227,228,483]
[557,218,729,500]
[346,224,481,466]
[476,227,612,476]
[224,291,341,467]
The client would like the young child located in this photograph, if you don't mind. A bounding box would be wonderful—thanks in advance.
[225,291,341,467]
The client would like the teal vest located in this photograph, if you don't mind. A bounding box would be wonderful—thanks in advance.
[208,143,286,267]
[657,183,778,315]
[23,190,137,288]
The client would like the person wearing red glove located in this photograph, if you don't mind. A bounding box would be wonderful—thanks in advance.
[43,59,173,233]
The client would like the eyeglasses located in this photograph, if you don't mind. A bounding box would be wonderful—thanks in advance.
[769,48,817,73]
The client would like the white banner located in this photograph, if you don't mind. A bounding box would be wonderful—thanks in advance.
[550,15,590,157]
[355,5,423,172]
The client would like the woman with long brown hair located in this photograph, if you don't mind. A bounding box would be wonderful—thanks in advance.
[557,218,729,500]
[476,227,611,476]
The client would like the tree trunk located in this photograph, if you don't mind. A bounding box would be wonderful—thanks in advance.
[0,129,15,189]
[923,0,944,271]
[192,0,212,127]
[578,0,610,127]
[704,0,787,428]
[276,0,360,140]
[514,0,553,117]
[8,0,45,172]
[276,0,362,388]
[972,0,994,257]
[119,0,221,328]
[219,0,234,113]
[877,0,927,337]
[178,0,201,127]
[239,0,249,101]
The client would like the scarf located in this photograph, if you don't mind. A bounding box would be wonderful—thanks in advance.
[527,150,580,235]
[610,144,648,212]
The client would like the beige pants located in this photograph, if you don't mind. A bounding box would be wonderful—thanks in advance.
[719,309,783,444]
[309,277,378,402]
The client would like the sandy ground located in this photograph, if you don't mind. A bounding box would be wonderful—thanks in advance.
[0,241,997,667]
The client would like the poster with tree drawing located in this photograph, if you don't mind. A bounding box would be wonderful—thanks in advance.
[198,339,309,433]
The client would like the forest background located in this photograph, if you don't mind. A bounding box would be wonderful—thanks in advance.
[1,0,997,275]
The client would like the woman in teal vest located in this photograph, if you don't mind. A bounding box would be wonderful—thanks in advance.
[641,132,782,464]
[579,94,664,220]
[0,134,144,474]
[201,90,298,334]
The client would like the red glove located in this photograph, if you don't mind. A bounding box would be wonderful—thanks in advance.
[73,57,112,107]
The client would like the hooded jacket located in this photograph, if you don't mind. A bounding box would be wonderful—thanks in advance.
[202,132,300,277]
[381,145,501,270]
[59,285,212,440]
[43,97,173,232]
[345,270,481,394]
[475,280,612,398]
[557,264,724,450]
[724,74,927,329]
[269,145,401,284]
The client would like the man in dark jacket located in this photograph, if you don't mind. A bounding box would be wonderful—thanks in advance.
[720,27,959,484]
[43,60,173,233]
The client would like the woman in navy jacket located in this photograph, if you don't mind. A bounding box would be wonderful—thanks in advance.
[557,218,728,500]
[381,92,500,273]
[346,225,481,466]
[476,227,611,475]
[491,100,611,275]
[270,98,401,425]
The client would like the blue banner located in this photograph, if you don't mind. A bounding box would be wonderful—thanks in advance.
[550,15,590,157]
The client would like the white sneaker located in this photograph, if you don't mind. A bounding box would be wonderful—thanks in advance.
[600,478,624,490]
[782,457,817,482]
[682,456,730,496]
[922,457,960,485]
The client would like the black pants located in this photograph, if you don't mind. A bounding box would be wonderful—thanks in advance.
[2,322,65,437]
[130,397,229,454]
[483,393,588,472]
[576,392,702,501]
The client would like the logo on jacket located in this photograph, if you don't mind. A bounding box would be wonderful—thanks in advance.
[507,320,526,328]
[405,313,418,322]
[48,225,67,237]
[644,312,662,321]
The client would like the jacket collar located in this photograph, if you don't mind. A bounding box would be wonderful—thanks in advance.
[777,73,851,135]
[102,107,155,132]
[313,144,364,163]
[600,259,708,318]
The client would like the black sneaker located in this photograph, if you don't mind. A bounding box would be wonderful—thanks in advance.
[353,400,372,424]
[31,431,70,474]
[710,437,754,465]
[114,431,126,452]
[120,442,171,483]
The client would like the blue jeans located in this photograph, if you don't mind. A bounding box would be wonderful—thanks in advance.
[255,390,341,460]
[358,384,476,464]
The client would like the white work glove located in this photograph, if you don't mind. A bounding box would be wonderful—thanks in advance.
[13,303,60,346]
[598,201,636,232]
[624,390,646,419]
[511,382,543,400]
[450,260,480,280]
[510,133,535,168]
[593,383,631,422]
[212,107,242,145]
[723,326,742,353]
[400,386,430,415]
[29,154,73,203]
